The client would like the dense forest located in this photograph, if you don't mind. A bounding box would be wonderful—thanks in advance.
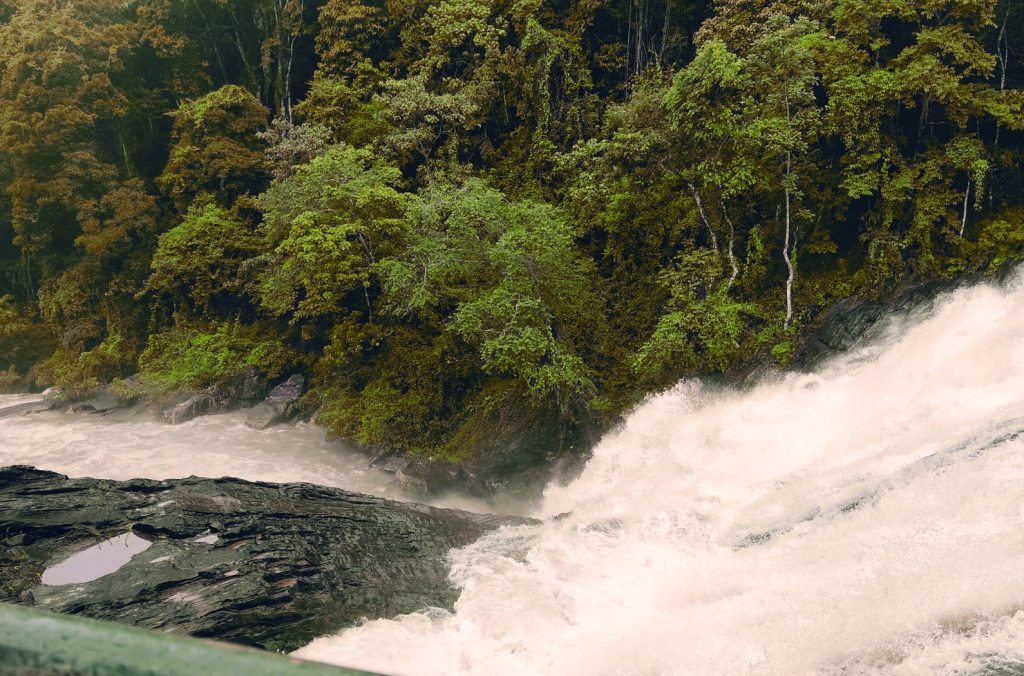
[1,0,1023,461]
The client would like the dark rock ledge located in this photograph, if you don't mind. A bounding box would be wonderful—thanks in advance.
[0,368,313,429]
[160,367,275,424]
[0,466,533,653]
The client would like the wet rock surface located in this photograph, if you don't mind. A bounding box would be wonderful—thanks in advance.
[379,408,599,504]
[0,466,530,652]
[160,367,270,424]
[246,374,306,430]
[0,370,276,424]
[795,275,974,367]
[0,399,58,419]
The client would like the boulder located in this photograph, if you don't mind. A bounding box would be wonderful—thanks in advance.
[159,368,270,425]
[246,375,306,430]
[368,453,411,475]
[213,367,269,402]
[160,392,220,424]
[0,466,530,652]
[41,387,63,401]
[0,399,58,420]
[71,383,140,415]
[795,276,968,367]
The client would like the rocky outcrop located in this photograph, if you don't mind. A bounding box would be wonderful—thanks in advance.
[0,370,278,425]
[246,374,306,430]
[1,382,138,421]
[0,466,530,652]
[0,385,139,419]
[373,409,598,504]
[795,275,977,367]
[67,387,134,414]
[160,368,270,424]
[0,399,58,419]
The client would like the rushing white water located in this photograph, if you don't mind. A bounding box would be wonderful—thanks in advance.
[0,398,490,511]
[295,272,1024,675]
[0,404,390,493]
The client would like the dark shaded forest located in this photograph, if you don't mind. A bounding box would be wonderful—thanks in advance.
[1,0,1023,460]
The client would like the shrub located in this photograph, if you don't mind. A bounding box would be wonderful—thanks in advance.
[139,322,298,392]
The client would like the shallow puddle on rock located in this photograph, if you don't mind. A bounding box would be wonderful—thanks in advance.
[41,532,152,585]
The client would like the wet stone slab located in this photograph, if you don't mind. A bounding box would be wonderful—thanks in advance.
[0,466,532,652]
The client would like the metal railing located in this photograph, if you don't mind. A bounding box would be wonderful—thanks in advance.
[0,602,380,675]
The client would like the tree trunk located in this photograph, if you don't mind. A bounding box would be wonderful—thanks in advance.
[687,182,718,253]
[721,199,738,288]
[991,7,1009,208]
[960,178,971,237]
[659,0,670,62]
[783,155,794,330]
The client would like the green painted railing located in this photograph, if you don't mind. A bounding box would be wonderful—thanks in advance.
[0,603,378,675]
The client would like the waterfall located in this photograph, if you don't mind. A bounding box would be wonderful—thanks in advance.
[296,272,1024,674]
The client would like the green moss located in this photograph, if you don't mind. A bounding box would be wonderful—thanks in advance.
[0,366,23,393]
[435,379,529,463]
[31,335,138,396]
[109,376,146,402]
[771,340,793,364]
[139,322,298,392]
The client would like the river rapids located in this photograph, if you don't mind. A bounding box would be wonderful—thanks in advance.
[4,273,1024,674]
[298,272,1024,674]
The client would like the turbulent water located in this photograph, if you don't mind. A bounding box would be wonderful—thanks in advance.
[0,396,487,511]
[292,273,1024,675]
[4,274,1024,673]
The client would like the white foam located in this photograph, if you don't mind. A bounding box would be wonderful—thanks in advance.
[0,404,491,511]
[296,271,1024,674]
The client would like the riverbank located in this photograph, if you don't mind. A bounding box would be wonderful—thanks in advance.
[2,268,1013,506]
[4,269,1024,674]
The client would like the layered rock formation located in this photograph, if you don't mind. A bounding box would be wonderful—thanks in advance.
[0,466,530,652]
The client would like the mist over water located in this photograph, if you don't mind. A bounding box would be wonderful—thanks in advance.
[296,272,1024,675]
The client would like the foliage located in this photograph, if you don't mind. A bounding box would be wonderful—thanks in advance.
[31,335,136,395]
[139,322,297,392]
[158,85,270,210]
[970,208,1024,273]
[143,200,260,313]
[381,179,601,411]
[1,0,1023,463]
[0,295,53,377]
[256,144,410,322]
[633,250,762,385]
[258,118,333,181]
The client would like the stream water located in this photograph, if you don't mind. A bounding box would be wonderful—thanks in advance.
[295,272,1024,674]
[4,272,1024,673]
[0,395,488,512]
